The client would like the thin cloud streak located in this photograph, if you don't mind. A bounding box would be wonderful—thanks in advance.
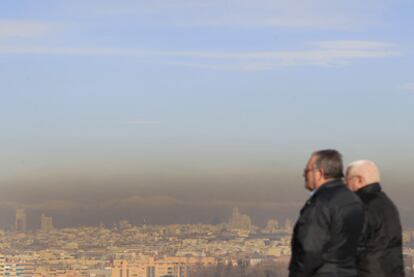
[89,0,380,30]
[0,40,399,71]
[190,13,360,30]
[0,46,128,55]
[311,40,394,50]
[123,119,162,125]
[0,20,56,38]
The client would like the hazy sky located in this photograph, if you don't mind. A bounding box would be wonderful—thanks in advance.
[1,0,414,227]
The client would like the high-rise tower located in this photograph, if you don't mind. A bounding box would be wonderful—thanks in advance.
[15,209,27,233]
[0,254,5,277]
[40,214,54,232]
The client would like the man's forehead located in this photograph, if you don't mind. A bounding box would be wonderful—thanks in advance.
[305,158,314,169]
[308,155,317,164]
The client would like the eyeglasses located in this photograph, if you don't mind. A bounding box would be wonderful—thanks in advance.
[303,167,318,176]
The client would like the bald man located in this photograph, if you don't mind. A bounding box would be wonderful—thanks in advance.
[346,160,405,277]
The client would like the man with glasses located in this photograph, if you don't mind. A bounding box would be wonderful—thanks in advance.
[345,160,404,277]
[289,149,365,277]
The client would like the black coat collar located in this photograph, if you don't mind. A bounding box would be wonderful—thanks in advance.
[312,179,344,198]
[356,182,382,196]
[318,179,344,190]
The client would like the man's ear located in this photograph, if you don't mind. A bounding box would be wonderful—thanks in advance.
[317,168,325,181]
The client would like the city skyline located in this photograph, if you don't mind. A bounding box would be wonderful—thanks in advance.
[1,209,414,276]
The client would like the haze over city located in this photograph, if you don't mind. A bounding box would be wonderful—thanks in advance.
[1,0,414,229]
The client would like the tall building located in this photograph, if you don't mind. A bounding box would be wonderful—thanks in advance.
[15,209,27,233]
[3,264,15,277]
[0,254,5,277]
[16,261,34,277]
[284,218,293,232]
[40,214,54,232]
[4,260,34,277]
[263,219,279,233]
[228,207,252,230]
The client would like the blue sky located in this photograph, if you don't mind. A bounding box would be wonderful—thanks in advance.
[1,0,414,200]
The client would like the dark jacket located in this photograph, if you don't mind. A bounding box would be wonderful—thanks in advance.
[356,183,405,277]
[289,180,365,277]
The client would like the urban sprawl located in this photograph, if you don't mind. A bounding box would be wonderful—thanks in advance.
[1,208,414,277]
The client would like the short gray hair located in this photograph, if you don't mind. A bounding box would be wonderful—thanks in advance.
[346,160,380,184]
[312,149,344,179]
